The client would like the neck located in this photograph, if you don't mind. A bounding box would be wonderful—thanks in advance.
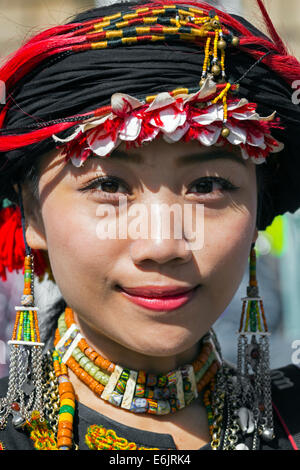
[73,311,202,375]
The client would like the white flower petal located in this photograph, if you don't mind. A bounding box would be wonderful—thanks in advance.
[111,93,143,114]
[82,113,113,132]
[197,125,221,146]
[268,139,285,153]
[150,107,187,133]
[226,123,247,145]
[192,104,223,125]
[231,110,260,120]
[240,147,250,160]
[227,98,249,111]
[192,107,216,125]
[145,92,176,112]
[184,76,217,104]
[53,126,83,143]
[141,127,160,143]
[247,132,266,148]
[228,99,261,120]
[163,121,190,143]
[70,152,88,168]
[87,128,118,157]
[119,115,142,141]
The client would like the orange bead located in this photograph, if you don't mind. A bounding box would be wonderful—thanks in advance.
[58,437,72,448]
[78,339,88,351]
[64,308,75,327]
[60,392,75,401]
[107,363,115,373]
[59,421,73,431]
[88,351,98,362]
[57,428,73,439]
[59,383,74,395]
[61,364,68,375]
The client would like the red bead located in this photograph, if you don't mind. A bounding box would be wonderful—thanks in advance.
[11,402,20,411]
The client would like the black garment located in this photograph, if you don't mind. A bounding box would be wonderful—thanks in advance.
[0,364,299,450]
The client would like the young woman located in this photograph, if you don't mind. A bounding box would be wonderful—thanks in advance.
[0,0,299,451]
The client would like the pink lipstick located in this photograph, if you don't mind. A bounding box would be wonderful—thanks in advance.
[117,285,200,312]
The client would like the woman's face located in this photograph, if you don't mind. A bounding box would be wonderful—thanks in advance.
[25,137,258,358]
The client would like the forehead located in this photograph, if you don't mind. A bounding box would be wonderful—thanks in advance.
[104,139,248,169]
[39,137,252,181]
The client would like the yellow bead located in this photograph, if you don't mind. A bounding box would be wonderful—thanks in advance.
[58,413,73,423]
[60,399,75,408]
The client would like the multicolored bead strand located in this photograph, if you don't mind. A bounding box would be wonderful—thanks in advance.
[0,253,45,432]
[203,378,216,438]
[52,350,76,450]
[54,307,221,417]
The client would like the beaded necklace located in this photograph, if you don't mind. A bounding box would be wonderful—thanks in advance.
[49,307,221,449]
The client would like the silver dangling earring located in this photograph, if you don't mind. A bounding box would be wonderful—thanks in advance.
[0,184,45,431]
[235,242,274,445]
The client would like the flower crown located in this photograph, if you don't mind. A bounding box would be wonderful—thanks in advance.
[53,77,283,167]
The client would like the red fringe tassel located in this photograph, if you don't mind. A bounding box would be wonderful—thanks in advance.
[0,206,48,282]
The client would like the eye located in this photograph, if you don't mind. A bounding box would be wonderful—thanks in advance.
[187,176,239,199]
[79,175,131,201]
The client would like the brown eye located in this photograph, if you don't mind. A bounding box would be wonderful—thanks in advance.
[187,176,239,197]
[79,175,131,201]
[189,180,221,194]
[101,180,121,193]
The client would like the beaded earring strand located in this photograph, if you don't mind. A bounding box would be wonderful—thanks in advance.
[218,243,274,450]
[0,186,45,431]
[235,243,274,443]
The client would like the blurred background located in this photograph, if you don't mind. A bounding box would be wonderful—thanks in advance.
[0,0,299,377]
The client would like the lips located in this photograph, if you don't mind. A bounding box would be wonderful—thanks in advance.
[117,284,200,312]
[120,285,197,297]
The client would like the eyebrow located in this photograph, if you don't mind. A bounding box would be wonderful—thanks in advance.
[92,147,246,167]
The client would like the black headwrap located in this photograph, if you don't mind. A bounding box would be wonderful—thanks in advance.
[1,0,300,230]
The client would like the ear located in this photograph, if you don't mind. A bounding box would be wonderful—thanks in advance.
[15,183,48,251]
[252,227,259,244]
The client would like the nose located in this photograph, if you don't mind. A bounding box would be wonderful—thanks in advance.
[130,237,193,265]
[129,202,193,266]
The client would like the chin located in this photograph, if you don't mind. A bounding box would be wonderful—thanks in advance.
[129,328,199,358]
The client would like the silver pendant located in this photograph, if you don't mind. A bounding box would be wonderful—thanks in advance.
[12,411,26,429]
[261,427,274,442]
[237,407,255,434]
[235,443,249,450]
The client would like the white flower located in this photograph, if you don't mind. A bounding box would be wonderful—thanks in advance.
[52,77,284,167]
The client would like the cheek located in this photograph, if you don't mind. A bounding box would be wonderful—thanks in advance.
[41,195,125,300]
[196,201,256,311]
